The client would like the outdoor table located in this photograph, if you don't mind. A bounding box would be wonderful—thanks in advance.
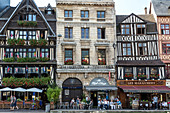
[24,101,32,109]
[140,101,151,110]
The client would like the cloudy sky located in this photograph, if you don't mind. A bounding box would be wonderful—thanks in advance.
[11,0,150,15]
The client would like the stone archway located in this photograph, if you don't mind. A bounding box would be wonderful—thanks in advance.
[62,78,83,102]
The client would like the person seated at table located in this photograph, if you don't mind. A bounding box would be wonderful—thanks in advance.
[98,99,103,110]
[79,99,83,109]
[89,99,93,109]
[110,99,116,110]
[70,98,75,108]
[114,97,119,101]
[76,97,80,109]
[117,99,122,109]
[86,98,90,109]
[104,99,109,110]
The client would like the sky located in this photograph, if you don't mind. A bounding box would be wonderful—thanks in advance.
[11,0,151,15]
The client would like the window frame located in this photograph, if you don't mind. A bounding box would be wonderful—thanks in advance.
[97,28,105,39]
[64,49,73,65]
[97,11,105,18]
[28,48,36,58]
[81,10,89,18]
[138,42,148,56]
[136,24,146,35]
[64,10,73,18]
[98,49,106,65]
[161,24,170,35]
[122,43,132,56]
[137,67,146,75]
[5,48,13,58]
[162,43,170,55]
[81,49,90,65]
[16,48,27,58]
[121,24,131,35]
[150,67,158,75]
[124,67,133,77]
[166,64,170,79]
[81,28,89,39]
[10,30,15,39]
[65,27,73,39]
[41,48,49,58]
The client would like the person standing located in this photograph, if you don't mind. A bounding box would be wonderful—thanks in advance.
[153,95,158,110]
[10,95,14,110]
[13,95,19,110]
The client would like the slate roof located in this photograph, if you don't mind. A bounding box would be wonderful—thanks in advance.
[0,7,15,18]
[116,14,157,34]
[117,60,165,66]
[151,0,170,16]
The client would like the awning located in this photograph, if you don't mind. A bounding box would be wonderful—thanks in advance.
[0,87,12,91]
[119,86,170,93]
[85,86,118,91]
[12,87,26,92]
[26,88,43,93]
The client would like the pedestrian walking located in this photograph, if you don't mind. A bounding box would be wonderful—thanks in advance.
[10,95,14,110]
[13,95,19,110]
[152,95,158,110]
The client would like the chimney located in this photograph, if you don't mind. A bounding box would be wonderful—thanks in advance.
[0,0,10,12]
[144,7,147,14]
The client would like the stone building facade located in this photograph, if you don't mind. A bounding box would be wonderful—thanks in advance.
[56,0,117,105]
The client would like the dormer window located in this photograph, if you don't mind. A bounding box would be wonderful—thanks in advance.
[137,24,146,34]
[47,11,52,15]
[45,4,54,15]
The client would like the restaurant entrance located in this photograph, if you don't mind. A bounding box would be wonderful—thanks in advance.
[91,91,107,106]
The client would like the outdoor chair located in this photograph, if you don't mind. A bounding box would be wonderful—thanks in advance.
[59,103,63,109]
[117,104,122,109]
[64,102,69,109]
[89,102,93,110]
[73,102,77,109]
[162,102,168,110]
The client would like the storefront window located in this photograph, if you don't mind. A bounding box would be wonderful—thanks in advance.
[124,67,133,79]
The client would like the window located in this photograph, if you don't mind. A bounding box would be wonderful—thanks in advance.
[122,43,131,56]
[47,11,52,14]
[81,28,89,39]
[150,67,158,75]
[10,30,15,39]
[98,28,105,39]
[64,10,73,17]
[138,43,147,56]
[166,64,170,79]
[162,44,170,54]
[28,67,39,73]
[41,67,48,73]
[19,14,36,21]
[28,31,36,40]
[40,31,45,39]
[137,24,146,34]
[81,49,89,65]
[124,67,133,79]
[19,31,27,40]
[65,49,73,65]
[161,24,169,35]
[137,67,146,75]
[5,48,13,58]
[98,49,106,65]
[16,49,26,58]
[14,67,25,74]
[28,49,36,58]
[81,11,89,18]
[65,27,73,39]
[41,49,49,58]
[121,24,130,35]
[97,11,105,18]
[5,66,12,74]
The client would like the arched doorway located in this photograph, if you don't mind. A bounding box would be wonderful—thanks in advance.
[62,78,83,102]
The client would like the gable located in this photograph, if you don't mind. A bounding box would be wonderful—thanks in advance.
[0,0,55,36]
[122,13,145,23]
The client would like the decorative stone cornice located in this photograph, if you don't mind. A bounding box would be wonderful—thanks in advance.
[56,0,114,6]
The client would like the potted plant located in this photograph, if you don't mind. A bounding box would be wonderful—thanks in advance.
[46,85,61,110]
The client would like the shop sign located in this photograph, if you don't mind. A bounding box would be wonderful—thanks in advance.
[90,78,109,86]
[117,80,165,86]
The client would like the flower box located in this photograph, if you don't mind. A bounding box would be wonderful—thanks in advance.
[98,59,106,65]
[65,59,74,65]
[17,21,37,27]
[7,39,25,46]
[150,74,159,79]
[124,74,133,79]
[82,59,89,65]
[137,75,147,80]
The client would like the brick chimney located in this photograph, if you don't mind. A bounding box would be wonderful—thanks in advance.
[144,7,147,14]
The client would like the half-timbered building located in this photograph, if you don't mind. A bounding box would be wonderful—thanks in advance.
[150,0,170,103]
[116,13,168,108]
[0,0,56,100]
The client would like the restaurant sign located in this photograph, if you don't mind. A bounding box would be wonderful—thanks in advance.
[117,80,165,86]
